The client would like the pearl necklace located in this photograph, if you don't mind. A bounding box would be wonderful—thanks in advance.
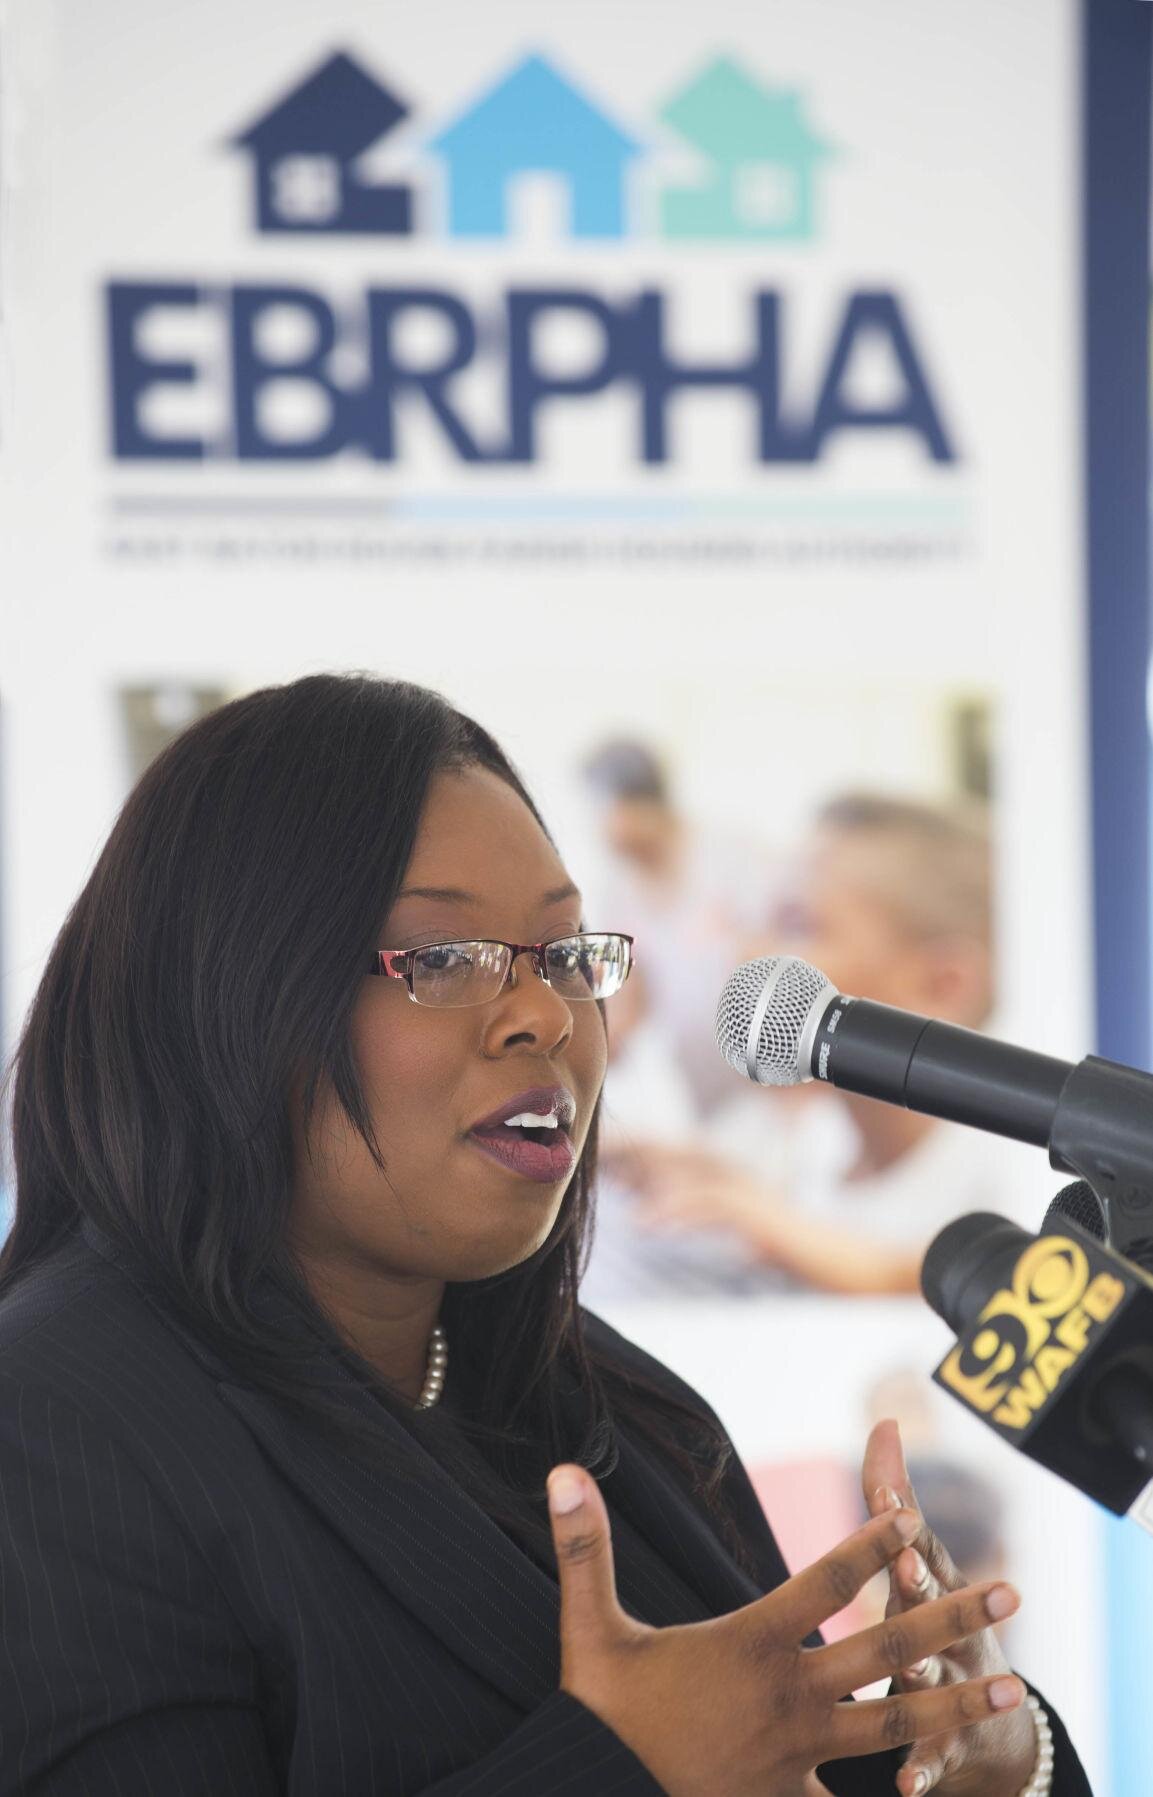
[415,1323,448,1409]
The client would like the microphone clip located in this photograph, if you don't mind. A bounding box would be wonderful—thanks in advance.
[1049,1054,1153,1264]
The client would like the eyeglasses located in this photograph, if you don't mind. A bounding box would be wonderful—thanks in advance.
[368,932,635,1009]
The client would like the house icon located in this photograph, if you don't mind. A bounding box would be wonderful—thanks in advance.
[428,53,642,238]
[231,50,414,235]
[659,56,835,241]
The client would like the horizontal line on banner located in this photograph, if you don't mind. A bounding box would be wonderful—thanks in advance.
[108,493,972,523]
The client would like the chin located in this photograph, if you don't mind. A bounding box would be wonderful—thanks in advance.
[450,1215,565,1284]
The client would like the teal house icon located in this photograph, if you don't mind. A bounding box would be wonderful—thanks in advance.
[659,56,835,241]
[428,54,642,238]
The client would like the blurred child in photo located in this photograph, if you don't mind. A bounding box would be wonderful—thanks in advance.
[588,791,1045,1301]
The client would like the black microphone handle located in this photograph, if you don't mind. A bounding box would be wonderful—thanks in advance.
[811,996,1073,1150]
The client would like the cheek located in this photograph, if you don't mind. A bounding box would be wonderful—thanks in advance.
[816,923,886,987]
[573,1003,609,1090]
[350,1002,473,1149]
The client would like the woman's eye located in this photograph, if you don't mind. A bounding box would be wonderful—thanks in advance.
[418,945,464,972]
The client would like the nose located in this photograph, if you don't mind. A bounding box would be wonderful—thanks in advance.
[480,949,574,1058]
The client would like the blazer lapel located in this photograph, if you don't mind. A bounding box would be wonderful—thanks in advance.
[597,1408,773,1616]
[80,1219,564,1714]
[217,1344,775,1711]
[78,1220,770,1716]
[215,1373,567,1713]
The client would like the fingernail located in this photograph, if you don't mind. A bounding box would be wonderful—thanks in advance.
[874,1484,902,1512]
[908,1550,931,1591]
[985,1584,1018,1622]
[906,1658,931,1678]
[548,1471,584,1515]
[910,1772,930,1796]
[990,1676,1024,1711]
[895,1510,920,1543]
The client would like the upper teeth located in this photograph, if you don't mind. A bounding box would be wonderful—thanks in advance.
[505,1111,559,1129]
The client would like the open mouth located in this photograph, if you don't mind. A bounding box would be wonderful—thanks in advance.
[467,1111,577,1184]
[485,1121,561,1148]
[466,1085,578,1184]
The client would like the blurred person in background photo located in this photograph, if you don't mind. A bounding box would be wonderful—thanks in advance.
[580,736,781,1128]
[585,791,1036,1302]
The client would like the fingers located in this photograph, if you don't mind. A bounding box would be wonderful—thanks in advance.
[916,1524,963,1595]
[868,1443,964,1598]
[891,1544,942,1680]
[809,1579,1020,1697]
[885,1500,962,1597]
[763,1507,922,1641]
[862,1418,909,1515]
[547,1465,628,1665]
[829,1671,1026,1759]
[896,1745,947,1796]
[864,1421,928,1615]
[895,1545,936,1607]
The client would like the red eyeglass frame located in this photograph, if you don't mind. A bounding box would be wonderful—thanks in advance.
[366,933,635,1003]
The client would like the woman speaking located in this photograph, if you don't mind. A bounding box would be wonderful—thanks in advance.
[0,675,1088,1795]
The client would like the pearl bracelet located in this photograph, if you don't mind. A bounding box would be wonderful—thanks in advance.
[1017,1694,1055,1797]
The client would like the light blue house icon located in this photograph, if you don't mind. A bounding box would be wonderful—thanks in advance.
[659,56,836,241]
[428,54,642,238]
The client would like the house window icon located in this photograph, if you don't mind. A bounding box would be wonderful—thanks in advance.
[736,164,799,229]
[269,155,344,225]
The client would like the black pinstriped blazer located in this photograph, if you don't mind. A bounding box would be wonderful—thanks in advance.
[0,1222,1090,1796]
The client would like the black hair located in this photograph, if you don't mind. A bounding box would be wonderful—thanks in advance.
[0,673,755,1576]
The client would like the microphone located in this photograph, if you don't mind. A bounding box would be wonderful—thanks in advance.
[714,955,1153,1263]
[921,1199,1153,1532]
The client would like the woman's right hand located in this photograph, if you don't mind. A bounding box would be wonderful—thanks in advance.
[546,1464,1027,1797]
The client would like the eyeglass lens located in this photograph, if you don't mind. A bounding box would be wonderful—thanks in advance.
[409,934,630,1008]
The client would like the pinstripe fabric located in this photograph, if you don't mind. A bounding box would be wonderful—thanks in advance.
[0,1227,1090,1796]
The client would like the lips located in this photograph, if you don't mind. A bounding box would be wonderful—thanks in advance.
[468,1085,577,1135]
[467,1084,578,1185]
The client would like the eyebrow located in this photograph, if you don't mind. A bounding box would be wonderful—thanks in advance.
[395,882,582,908]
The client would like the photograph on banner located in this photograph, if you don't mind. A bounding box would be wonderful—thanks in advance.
[572,679,1048,1312]
[544,670,1096,1736]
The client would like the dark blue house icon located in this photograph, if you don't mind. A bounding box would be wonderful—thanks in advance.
[231,51,413,234]
[429,54,641,238]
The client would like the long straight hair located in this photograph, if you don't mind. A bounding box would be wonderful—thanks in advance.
[0,673,755,1575]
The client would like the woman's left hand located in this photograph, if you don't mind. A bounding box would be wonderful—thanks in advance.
[862,1420,1038,1797]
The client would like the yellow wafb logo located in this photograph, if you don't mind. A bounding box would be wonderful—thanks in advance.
[939,1234,1126,1430]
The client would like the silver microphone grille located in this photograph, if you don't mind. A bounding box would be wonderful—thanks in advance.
[714,955,839,1086]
